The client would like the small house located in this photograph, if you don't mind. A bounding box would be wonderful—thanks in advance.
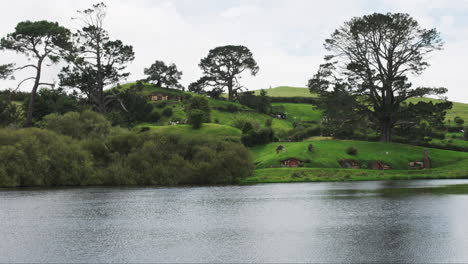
[281,158,303,168]
[149,93,182,102]
[370,161,390,170]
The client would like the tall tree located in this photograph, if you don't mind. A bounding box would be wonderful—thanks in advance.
[189,45,259,101]
[1,21,72,127]
[59,2,135,113]
[144,60,183,90]
[308,13,447,142]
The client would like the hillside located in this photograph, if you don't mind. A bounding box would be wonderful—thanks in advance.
[252,139,468,169]
[137,123,242,138]
[271,103,322,122]
[254,86,317,97]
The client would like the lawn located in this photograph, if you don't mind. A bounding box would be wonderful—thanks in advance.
[254,86,317,97]
[211,109,293,131]
[251,139,468,169]
[272,103,322,122]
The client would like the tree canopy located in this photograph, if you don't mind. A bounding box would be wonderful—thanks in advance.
[1,20,72,127]
[189,45,259,101]
[144,60,183,90]
[308,12,449,142]
[59,3,135,114]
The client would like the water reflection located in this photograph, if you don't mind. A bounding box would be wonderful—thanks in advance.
[1,180,468,263]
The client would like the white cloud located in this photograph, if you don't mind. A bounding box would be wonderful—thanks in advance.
[1,0,467,102]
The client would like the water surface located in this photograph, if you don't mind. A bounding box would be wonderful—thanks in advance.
[1,180,468,263]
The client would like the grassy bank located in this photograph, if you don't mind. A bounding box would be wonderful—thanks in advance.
[241,158,468,184]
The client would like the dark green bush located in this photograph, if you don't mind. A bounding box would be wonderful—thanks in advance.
[187,109,205,129]
[0,128,93,187]
[464,127,468,141]
[346,146,358,156]
[162,107,173,117]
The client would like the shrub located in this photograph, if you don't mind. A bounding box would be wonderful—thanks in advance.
[187,109,205,129]
[162,107,173,117]
[464,127,468,141]
[42,110,111,140]
[265,119,272,127]
[150,111,161,122]
[241,127,275,147]
[0,128,93,187]
[185,96,210,122]
[155,101,167,108]
[346,146,358,156]
[214,118,220,124]
[454,116,465,126]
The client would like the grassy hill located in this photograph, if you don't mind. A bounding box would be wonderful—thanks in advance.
[272,103,322,122]
[254,86,317,97]
[252,139,468,170]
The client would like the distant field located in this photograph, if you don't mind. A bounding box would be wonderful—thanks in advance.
[254,86,317,98]
[272,103,322,122]
[251,139,468,170]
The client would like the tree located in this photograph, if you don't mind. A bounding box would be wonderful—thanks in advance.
[59,3,135,114]
[23,88,81,122]
[454,116,465,126]
[1,21,72,127]
[0,95,21,127]
[144,60,183,90]
[109,86,153,127]
[189,45,259,101]
[308,13,447,142]
[185,96,210,123]
[187,109,205,129]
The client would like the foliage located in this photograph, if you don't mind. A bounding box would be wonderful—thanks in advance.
[0,64,14,79]
[346,146,358,156]
[0,95,21,127]
[189,45,259,101]
[23,88,81,122]
[454,116,465,126]
[41,110,111,140]
[59,3,134,113]
[187,109,205,129]
[309,12,446,142]
[241,127,275,147]
[238,90,271,114]
[162,107,173,117]
[1,20,72,127]
[144,60,183,90]
[108,86,154,127]
[185,96,210,122]
[0,128,93,187]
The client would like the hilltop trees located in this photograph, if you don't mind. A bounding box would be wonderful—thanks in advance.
[309,13,449,142]
[0,21,72,127]
[144,60,183,90]
[59,3,135,114]
[189,45,259,101]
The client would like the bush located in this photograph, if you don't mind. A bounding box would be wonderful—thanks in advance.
[187,109,205,129]
[454,116,465,126]
[185,96,210,122]
[346,146,358,156]
[150,111,162,122]
[41,110,111,140]
[241,127,275,147]
[162,107,173,117]
[0,128,93,187]
[464,127,468,141]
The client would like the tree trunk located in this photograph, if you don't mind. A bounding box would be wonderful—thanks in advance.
[227,79,233,101]
[24,60,42,128]
[380,118,393,142]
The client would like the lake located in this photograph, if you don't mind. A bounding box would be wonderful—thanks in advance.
[1,180,468,263]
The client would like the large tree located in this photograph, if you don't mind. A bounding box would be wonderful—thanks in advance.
[189,45,259,101]
[144,60,183,90]
[1,21,72,127]
[59,3,135,113]
[308,13,448,142]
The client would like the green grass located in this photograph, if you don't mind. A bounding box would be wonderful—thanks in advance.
[254,86,317,98]
[137,123,242,138]
[241,159,468,184]
[252,139,468,170]
[212,110,293,131]
[272,103,322,122]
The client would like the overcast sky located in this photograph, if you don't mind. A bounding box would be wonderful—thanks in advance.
[1,0,468,102]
